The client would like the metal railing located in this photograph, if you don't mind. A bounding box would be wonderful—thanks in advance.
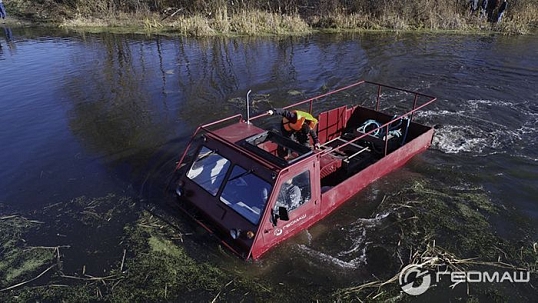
[175,80,437,170]
[316,81,437,157]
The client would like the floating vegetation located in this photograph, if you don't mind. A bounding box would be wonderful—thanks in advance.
[226,93,272,112]
[1,182,535,301]
[109,209,225,301]
[287,90,303,96]
[0,195,275,302]
[333,180,537,302]
[0,215,56,290]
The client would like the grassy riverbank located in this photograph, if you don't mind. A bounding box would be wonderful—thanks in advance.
[3,0,538,35]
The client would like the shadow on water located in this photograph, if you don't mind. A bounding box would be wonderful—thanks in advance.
[0,30,537,301]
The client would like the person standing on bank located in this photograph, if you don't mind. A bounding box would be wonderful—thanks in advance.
[487,0,499,22]
[469,0,479,16]
[266,108,321,153]
[480,0,489,19]
[497,0,507,22]
[0,0,7,22]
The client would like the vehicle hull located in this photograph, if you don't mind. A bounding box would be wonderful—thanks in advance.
[172,80,437,260]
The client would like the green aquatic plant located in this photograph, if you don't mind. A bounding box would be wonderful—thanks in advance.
[334,179,537,302]
[1,184,534,302]
[0,195,275,302]
[0,216,55,288]
[108,209,223,301]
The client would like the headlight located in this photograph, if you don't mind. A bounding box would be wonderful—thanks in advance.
[230,229,241,239]
[175,181,185,197]
[230,229,255,240]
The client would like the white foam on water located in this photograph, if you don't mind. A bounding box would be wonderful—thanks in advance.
[466,99,516,109]
[431,122,527,155]
[352,211,391,227]
[304,229,313,245]
[517,155,538,162]
[297,211,391,270]
[337,227,367,257]
[416,109,461,119]
[297,244,363,269]
[432,125,491,154]
[418,98,536,155]
[336,211,391,261]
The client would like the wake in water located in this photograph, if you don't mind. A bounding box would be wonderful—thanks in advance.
[296,211,391,270]
[418,99,537,158]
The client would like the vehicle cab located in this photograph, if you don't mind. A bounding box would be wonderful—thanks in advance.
[174,119,321,260]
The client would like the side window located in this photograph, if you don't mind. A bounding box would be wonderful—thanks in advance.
[220,165,272,225]
[187,146,230,196]
[275,170,311,212]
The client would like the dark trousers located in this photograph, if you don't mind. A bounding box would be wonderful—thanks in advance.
[277,124,311,158]
[0,3,6,19]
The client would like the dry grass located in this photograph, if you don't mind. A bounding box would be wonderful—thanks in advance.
[59,11,155,28]
[307,1,479,32]
[337,241,534,300]
[8,0,538,35]
[506,2,538,33]
[229,10,310,35]
[169,15,216,36]
[165,9,310,36]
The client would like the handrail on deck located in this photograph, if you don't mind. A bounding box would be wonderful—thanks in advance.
[248,80,367,121]
[254,80,436,158]
[248,80,436,121]
[318,82,437,157]
[175,80,437,169]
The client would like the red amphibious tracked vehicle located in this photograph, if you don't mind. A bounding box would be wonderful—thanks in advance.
[172,80,436,260]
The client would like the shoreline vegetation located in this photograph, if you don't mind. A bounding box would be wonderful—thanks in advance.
[3,0,538,35]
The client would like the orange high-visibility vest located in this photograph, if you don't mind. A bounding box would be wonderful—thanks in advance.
[282,110,318,132]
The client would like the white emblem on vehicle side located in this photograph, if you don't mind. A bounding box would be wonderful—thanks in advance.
[273,214,307,237]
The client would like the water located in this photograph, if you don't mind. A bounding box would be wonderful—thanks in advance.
[1,27,537,300]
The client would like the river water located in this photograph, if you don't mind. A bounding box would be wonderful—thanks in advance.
[1,26,537,301]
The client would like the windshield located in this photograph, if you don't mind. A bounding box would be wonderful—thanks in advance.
[187,146,230,196]
[220,165,272,225]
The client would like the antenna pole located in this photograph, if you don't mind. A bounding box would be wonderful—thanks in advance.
[246,90,252,124]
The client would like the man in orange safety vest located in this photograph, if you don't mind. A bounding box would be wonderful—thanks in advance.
[267,108,320,152]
